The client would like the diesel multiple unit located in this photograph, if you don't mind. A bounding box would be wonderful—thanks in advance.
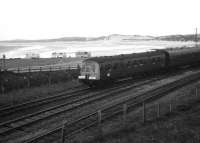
[78,46,200,86]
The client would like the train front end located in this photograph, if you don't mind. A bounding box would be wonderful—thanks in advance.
[78,60,100,86]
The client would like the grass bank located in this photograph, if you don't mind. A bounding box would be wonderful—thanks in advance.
[0,69,80,93]
[70,80,200,143]
[0,79,83,108]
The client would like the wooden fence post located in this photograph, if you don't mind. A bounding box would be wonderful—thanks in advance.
[157,103,160,119]
[61,123,66,143]
[142,102,146,123]
[98,110,102,124]
[195,87,198,96]
[28,66,31,73]
[48,75,51,86]
[17,67,20,73]
[97,110,102,137]
[10,93,14,106]
[123,104,127,125]
[40,67,42,72]
[174,96,177,107]
[28,77,31,88]
[1,82,5,95]
[169,101,172,113]
[2,54,6,71]
[48,67,52,86]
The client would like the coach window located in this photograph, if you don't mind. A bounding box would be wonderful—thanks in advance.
[138,60,141,66]
[127,61,131,68]
[144,59,148,65]
[154,58,157,63]
[152,58,156,64]
[132,61,135,67]
[100,65,104,71]
[120,62,124,68]
[157,57,161,62]
[104,65,107,71]
[105,64,109,70]
[155,57,158,62]
[139,60,144,66]
[133,61,138,67]
[137,60,140,66]
[113,63,118,69]
[107,64,112,70]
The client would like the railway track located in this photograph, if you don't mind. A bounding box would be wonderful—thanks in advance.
[0,67,189,121]
[0,74,147,119]
[0,76,149,123]
[0,71,169,123]
[19,70,200,143]
[0,86,90,119]
[0,75,166,140]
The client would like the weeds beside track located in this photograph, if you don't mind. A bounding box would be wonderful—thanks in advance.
[0,75,166,139]
[20,70,200,143]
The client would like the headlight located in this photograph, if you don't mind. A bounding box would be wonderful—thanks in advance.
[89,77,96,80]
[78,75,86,79]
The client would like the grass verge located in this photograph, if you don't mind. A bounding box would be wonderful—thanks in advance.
[68,80,200,143]
[0,69,80,93]
[0,79,82,108]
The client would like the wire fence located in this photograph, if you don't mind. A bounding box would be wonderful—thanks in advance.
[59,86,200,143]
[0,64,81,94]
[1,64,80,73]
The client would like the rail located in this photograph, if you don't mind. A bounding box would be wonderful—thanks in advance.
[23,70,200,143]
[0,77,157,136]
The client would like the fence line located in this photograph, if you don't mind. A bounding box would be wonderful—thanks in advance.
[4,64,80,73]
[60,85,200,143]
[0,64,81,94]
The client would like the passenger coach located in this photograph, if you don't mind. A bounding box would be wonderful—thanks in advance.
[78,46,200,87]
[78,50,167,86]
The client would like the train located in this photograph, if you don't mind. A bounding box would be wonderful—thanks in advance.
[78,46,200,86]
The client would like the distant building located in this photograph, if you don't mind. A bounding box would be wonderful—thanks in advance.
[52,52,67,58]
[25,53,40,59]
[75,51,91,58]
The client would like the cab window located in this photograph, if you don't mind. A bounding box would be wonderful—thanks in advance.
[113,63,118,69]
[127,61,131,68]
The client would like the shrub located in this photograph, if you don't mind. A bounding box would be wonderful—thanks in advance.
[0,69,80,93]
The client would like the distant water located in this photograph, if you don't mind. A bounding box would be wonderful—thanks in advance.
[0,40,196,58]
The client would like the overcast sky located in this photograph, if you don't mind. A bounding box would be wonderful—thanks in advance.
[0,0,199,40]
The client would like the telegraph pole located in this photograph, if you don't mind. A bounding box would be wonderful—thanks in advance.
[195,28,198,48]
[2,54,6,71]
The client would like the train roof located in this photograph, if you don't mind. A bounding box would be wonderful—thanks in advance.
[160,46,200,55]
[84,50,163,63]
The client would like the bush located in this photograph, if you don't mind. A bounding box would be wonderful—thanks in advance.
[0,69,80,93]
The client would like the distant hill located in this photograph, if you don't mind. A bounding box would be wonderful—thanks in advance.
[107,34,155,41]
[0,34,155,43]
[157,34,200,41]
[0,34,199,43]
[0,36,107,43]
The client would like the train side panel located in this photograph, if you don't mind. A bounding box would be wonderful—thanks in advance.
[98,51,166,81]
[166,47,200,67]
